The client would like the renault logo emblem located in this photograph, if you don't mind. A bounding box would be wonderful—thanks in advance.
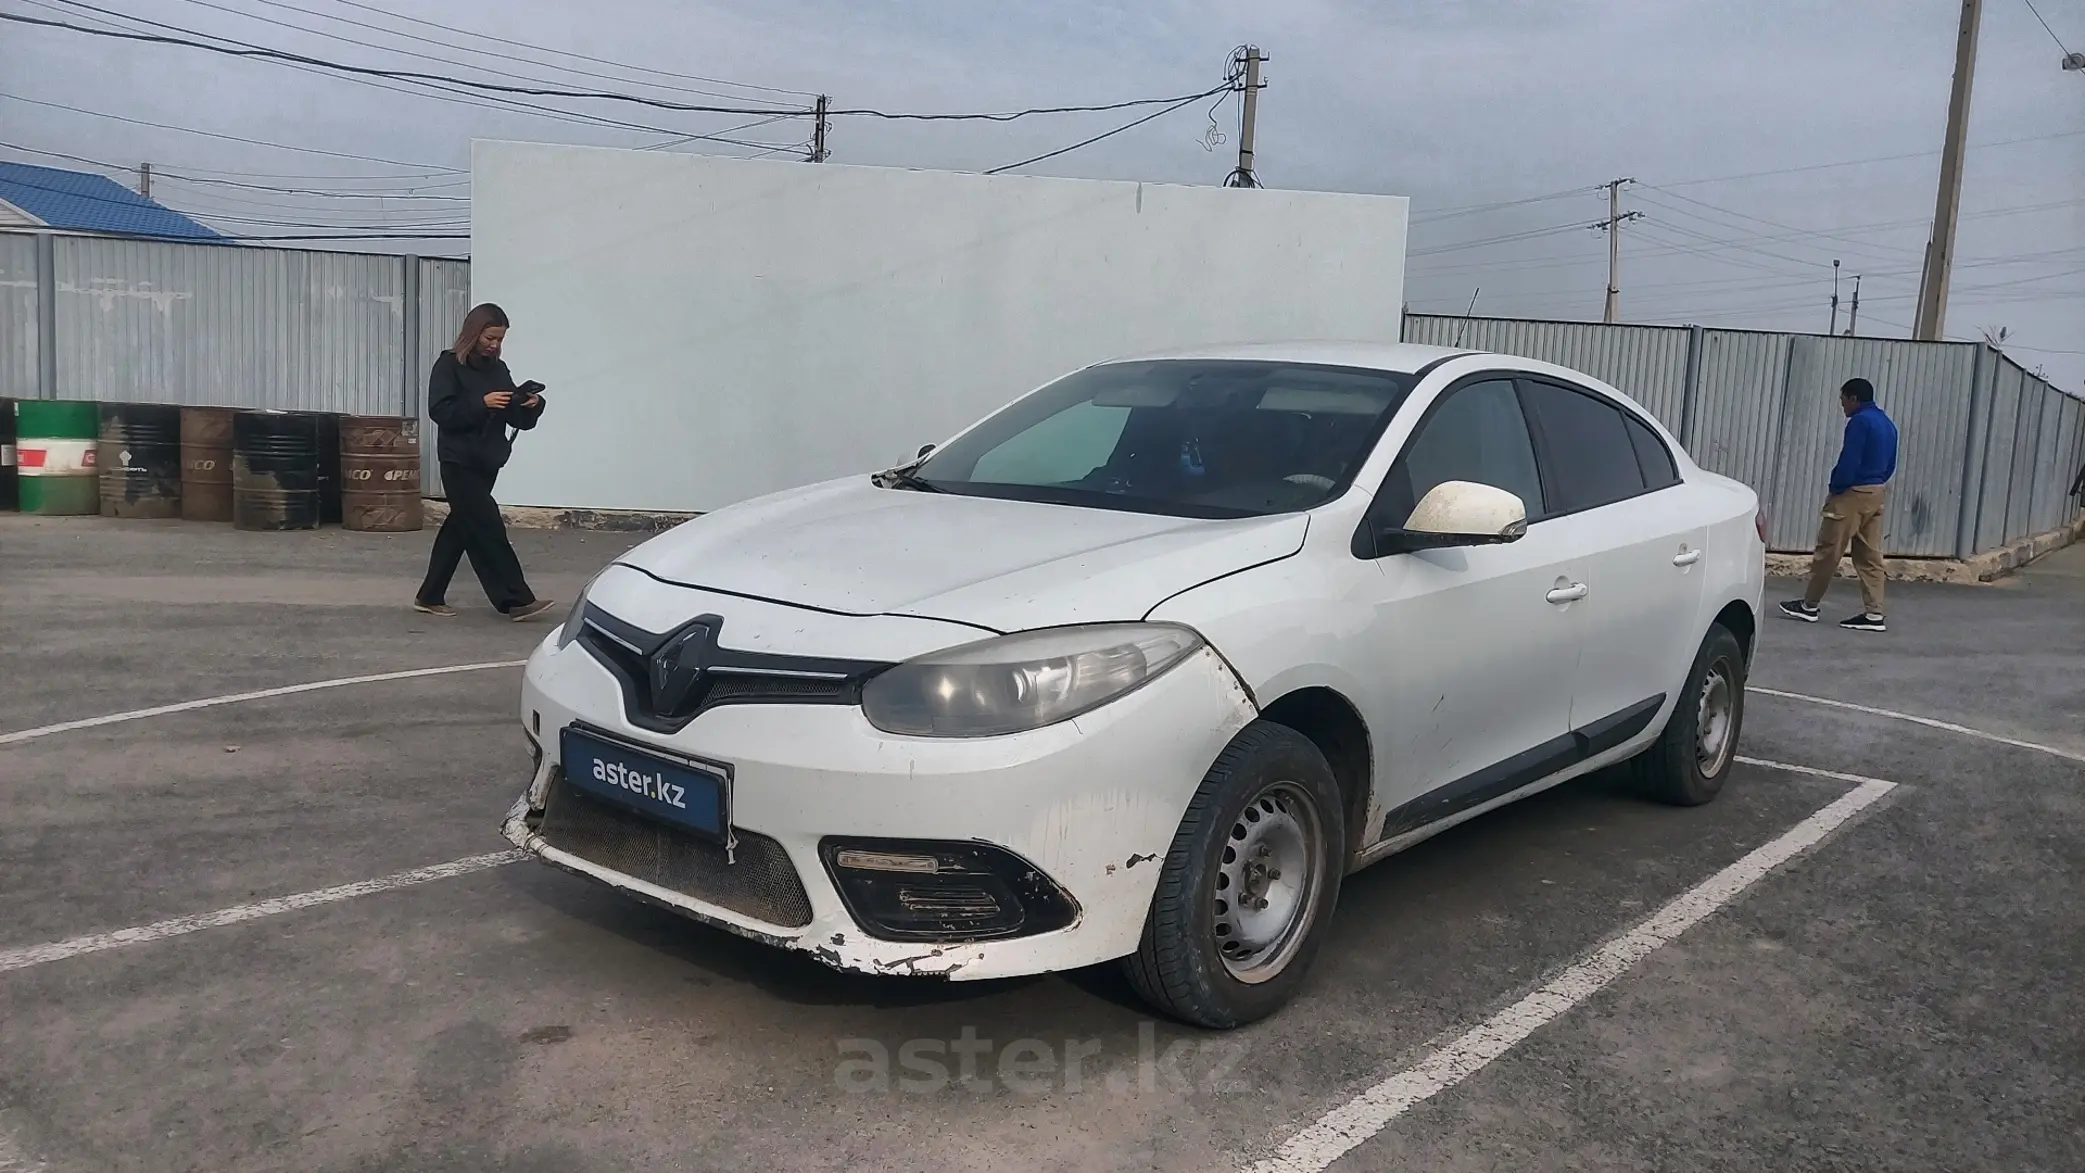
[649,623,711,714]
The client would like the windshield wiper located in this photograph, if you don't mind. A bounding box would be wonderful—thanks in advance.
[874,465,945,493]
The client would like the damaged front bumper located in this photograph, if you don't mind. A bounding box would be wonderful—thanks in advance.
[501,637,1259,981]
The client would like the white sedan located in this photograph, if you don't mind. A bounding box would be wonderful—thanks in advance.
[502,342,1765,1028]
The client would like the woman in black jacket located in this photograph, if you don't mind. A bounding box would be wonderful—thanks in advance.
[414,302,556,620]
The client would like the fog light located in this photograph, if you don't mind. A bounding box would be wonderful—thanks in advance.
[820,838,1079,943]
[834,849,942,874]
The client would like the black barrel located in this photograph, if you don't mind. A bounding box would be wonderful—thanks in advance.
[180,406,235,523]
[316,412,341,525]
[232,410,324,531]
[98,403,184,519]
[0,398,16,512]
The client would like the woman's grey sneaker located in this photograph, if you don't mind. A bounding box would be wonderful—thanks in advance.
[1777,600,1821,622]
[508,598,558,622]
[1839,613,1887,632]
[412,600,458,617]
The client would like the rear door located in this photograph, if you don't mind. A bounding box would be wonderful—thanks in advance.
[1517,378,1708,749]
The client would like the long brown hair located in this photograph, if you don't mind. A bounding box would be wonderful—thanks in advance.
[451,302,509,360]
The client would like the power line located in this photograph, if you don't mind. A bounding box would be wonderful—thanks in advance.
[2021,0,2073,55]
[6,10,1219,125]
[983,85,1228,175]
[1633,185,1927,262]
[0,91,459,171]
[0,169,467,231]
[1411,186,1604,224]
[1653,127,2085,189]
[225,0,810,105]
[119,0,807,148]
[28,0,800,147]
[0,140,469,199]
[1409,220,1605,258]
[317,0,814,99]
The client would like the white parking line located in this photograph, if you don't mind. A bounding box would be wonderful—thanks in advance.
[1752,687,2085,766]
[0,660,528,747]
[0,851,524,976]
[1243,761,1898,1173]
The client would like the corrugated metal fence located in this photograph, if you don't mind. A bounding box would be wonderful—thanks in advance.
[1403,314,2085,557]
[4,230,2079,555]
[0,229,468,495]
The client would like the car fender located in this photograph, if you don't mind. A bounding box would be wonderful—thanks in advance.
[1146,553,1386,850]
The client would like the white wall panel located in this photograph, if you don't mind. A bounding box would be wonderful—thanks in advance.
[471,141,1410,513]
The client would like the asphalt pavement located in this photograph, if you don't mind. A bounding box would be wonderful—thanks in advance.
[1,514,2079,1173]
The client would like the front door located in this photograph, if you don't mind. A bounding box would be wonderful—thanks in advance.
[1352,376,1586,842]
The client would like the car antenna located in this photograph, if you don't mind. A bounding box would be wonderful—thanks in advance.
[1454,287,1480,347]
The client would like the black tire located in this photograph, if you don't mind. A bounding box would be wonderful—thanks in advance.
[1630,624,1748,806]
[1122,721,1346,1030]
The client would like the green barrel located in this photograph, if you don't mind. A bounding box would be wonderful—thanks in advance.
[17,400,101,515]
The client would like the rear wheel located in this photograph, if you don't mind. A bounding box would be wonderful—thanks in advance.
[1630,624,1747,806]
[1123,721,1345,1029]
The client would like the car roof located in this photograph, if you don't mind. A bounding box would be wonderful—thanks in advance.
[1094,340,1483,375]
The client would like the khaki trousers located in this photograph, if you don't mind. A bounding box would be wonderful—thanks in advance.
[1803,484,1888,615]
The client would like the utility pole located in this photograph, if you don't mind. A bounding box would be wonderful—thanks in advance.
[138,161,150,198]
[1598,177,1641,324]
[1846,273,1863,336]
[1829,259,1841,336]
[808,95,830,162]
[1913,0,1983,340]
[1226,46,1264,187]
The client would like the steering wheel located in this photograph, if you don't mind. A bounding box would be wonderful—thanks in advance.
[1283,473,1336,492]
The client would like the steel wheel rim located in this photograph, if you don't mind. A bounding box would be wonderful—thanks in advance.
[1212,780,1325,984]
[1696,659,1737,777]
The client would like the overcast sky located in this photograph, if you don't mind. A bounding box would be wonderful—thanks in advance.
[5,0,2082,387]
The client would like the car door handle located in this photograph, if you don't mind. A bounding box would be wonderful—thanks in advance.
[1672,547,1702,566]
[1546,582,1589,604]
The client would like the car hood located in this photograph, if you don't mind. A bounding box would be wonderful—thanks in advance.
[615,476,1310,633]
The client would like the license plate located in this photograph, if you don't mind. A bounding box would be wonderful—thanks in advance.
[560,726,729,841]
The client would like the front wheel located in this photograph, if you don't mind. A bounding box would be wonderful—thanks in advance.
[1630,624,1748,806]
[1123,721,1345,1029]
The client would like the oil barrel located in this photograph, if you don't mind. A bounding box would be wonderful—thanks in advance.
[0,398,17,512]
[16,400,100,515]
[98,403,184,519]
[339,414,424,531]
[179,406,235,522]
[316,412,342,526]
[232,409,324,531]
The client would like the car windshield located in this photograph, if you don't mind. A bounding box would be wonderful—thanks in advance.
[904,360,1420,519]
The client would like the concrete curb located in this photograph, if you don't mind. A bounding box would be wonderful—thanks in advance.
[423,499,695,533]
[1765,513,2085,585]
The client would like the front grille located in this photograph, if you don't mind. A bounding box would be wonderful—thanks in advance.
[576,604,891,734]
[538,773,813,928]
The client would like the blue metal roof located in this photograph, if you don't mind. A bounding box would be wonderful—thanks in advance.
[0,161,224,241]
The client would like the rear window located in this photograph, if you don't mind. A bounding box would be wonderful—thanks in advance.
[1624,411,1681,489]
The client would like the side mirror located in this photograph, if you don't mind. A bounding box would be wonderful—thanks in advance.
[917,443,936,459]
[1365,480,1528,556]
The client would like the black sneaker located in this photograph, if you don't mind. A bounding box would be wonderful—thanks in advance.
[1839,613,1887,632]
[1777,600,1821,622]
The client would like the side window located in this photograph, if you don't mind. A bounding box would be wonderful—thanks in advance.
[1372,379,1545,529]
[1519,381,1646,514]
[1623,411,1681,490]
[968,401,1130,485]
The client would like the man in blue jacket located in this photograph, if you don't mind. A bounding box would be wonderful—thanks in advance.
[1781,378,1898,631]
